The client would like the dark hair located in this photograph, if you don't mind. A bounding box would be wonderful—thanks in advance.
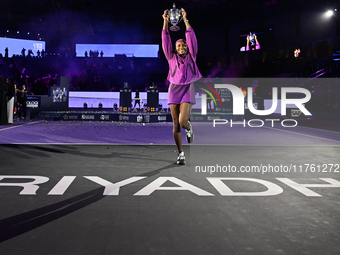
[7,77,15,85]
[175,39,186,45]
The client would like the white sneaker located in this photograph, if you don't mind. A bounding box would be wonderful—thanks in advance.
[185,121,194,143]
[176,151,186,165]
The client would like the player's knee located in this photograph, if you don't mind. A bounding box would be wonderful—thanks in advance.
[173,120,180,132]
[179,119,189,129]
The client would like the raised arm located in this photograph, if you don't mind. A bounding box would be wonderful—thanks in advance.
[162,10,173,61]
[246,36,250,51]
[254,34,260,50]
[181,8,191,29]
[182,9,198,60]
[162,10,169,30]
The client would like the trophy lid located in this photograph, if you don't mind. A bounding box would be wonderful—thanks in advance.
[171,3,179,11]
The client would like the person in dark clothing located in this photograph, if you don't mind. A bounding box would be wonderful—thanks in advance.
[21,48,26,57]
[0,76,8,125]
[13,84,18,118]
[18,84,28,119]
[133,89,141,109]
[6,77,15,124]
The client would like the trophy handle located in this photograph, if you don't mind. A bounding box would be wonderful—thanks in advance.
[178,9,183,23]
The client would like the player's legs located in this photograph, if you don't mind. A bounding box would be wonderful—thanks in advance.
[180,102,194,143]
[169,104,182,152]
[179,102,191,130]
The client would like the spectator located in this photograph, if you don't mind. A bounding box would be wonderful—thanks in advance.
[21,48,26,57]
[6,77,15,124]
[18,84,28,119]
[5,47,9,58]
[0,76,8,125]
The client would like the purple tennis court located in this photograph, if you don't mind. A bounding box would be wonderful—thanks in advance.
[1,0,340,254]
[0,118,340,255]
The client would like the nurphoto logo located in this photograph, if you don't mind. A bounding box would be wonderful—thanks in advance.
[196,78,312,128]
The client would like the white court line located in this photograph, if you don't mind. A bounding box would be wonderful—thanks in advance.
[263,126,340,144]
[9,143,177,146]
[294,124,340,134]
[1,121,339,145]
[8,143,340,147]
[0,121,43,132]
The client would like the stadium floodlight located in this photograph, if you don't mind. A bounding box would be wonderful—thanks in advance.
[325,10,334,18]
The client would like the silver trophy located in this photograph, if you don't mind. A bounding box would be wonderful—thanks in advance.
[167,3,182,31]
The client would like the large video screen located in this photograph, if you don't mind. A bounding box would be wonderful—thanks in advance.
[239,26,274,52]
[75,44,159,58]
[0,37,46,57]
